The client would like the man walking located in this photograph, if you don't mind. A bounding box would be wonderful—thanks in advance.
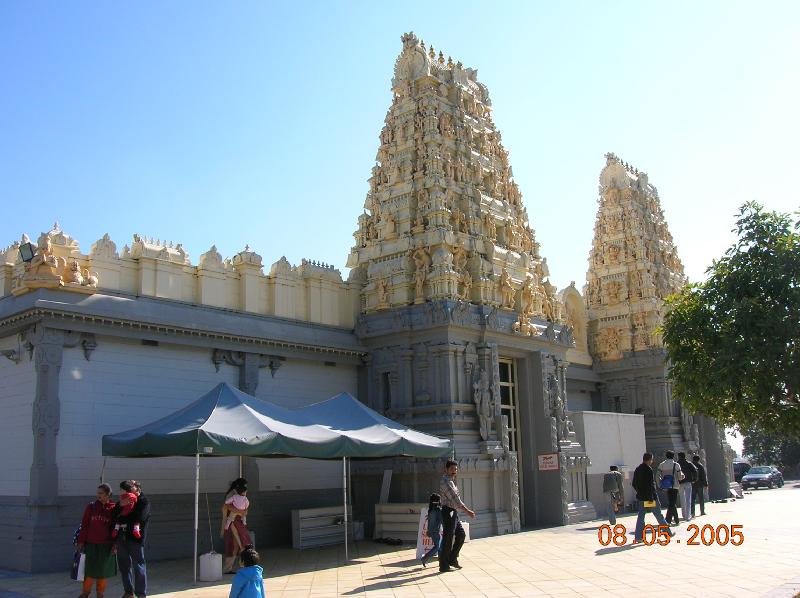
[632,453,673,543]
[657,451,683,525]
[691,454,708,517]
[677,452,697,522]
[116,480,150,598]
[602,466,625,525]
[438,460,475,573]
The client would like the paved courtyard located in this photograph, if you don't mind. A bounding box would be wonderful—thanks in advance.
[2,484,798,598]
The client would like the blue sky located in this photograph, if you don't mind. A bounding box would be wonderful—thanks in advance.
[4,1,795,453]
[2,1,798,298]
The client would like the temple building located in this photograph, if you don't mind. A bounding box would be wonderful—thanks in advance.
[0,33,731,572]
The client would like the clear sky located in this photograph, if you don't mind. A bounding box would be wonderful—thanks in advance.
[4,1,796,454]
[2,1,798,291]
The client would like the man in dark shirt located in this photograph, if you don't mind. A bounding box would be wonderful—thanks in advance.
[677,452,697,522]
[691,455,709,516]
[115,479,150,598]
[632,453,673,543]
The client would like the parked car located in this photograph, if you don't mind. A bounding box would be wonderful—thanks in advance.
[768,466,785,487]
[741,466,781,489]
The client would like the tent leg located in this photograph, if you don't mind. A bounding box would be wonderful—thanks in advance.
[343,456,348,562]
[194,453,199,584]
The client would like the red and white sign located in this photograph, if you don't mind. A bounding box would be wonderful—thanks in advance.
[538,452,560,471]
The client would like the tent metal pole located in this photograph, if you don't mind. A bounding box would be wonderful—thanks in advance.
[194,453,200,584]
[343,456,348,562]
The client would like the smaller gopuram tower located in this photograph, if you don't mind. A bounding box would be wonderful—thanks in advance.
[586,153,728,481]
[346,33,595,535]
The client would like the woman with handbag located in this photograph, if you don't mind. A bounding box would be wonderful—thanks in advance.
[75,483,117,598]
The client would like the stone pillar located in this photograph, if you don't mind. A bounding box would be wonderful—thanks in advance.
[698,415,730,500]
[26,325,79,504]
[22,325,80,571]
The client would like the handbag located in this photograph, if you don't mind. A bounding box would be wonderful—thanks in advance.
[70,551,85,582]
[643,500,656,508]
[659,463,676,490]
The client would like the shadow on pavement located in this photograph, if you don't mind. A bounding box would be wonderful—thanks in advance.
[595,544,639,556]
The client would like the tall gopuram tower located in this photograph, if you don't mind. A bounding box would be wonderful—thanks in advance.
[346,32,595,534]
[586,153,731,495]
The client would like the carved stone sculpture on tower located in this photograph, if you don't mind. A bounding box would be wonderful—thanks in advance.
[347,33,554,315]
[499,267,515,310]
[586,153,687,361]
[473,367,494,441]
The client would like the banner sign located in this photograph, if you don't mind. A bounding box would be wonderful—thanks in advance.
[538,452,559,471]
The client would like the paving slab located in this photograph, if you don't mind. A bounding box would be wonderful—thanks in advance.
[1,484,798,597]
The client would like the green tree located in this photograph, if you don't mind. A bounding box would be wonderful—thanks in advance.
[663,202,800,437]
[743,426,800,474]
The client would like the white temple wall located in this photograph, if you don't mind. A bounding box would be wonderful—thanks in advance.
[251,359,359,492]
[0,337,35,496]
[571,411,646,516]
[57,337,242,496]
[54,335,360,496]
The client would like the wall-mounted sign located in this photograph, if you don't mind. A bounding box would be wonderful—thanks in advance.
[538,452,559,471]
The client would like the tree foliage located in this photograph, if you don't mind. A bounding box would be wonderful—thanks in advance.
[663,202,800,438]
[743,426,800,474]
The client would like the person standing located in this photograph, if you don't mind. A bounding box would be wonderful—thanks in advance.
[632,453,673,543]
[222,478,253,574]
[76,483,117,598]
[115,480,150,598]
[602,466,625,525]
[692,455,708,516]
[438,460,475,573]
[657,451,683,525]
[677,452,697,522]
[420,493,443,567]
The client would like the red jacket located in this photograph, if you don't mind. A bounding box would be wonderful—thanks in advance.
[77,500,116,545]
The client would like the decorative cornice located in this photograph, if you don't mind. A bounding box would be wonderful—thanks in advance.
[0,305,365,360]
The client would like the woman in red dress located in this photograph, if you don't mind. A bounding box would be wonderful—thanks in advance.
[221,477,252,574]
[76,483,117,598]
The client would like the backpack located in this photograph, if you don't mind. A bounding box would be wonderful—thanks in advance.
[659,463,676,490]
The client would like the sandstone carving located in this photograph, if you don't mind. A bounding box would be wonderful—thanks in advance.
[586,153,687,361]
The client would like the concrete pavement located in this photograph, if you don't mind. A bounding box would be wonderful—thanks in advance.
[2,483,798,598]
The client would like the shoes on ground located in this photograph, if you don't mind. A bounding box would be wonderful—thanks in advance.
[439,567,452,573]
[420,556,427,568]
[450,560,462,569]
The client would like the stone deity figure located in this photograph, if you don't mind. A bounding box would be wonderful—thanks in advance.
[548,374,570,442]
[473,368,494,441]
[411,213,426,234]
[376,278,390,307]
[23,236,62,284]
[498,268,515,309]
[411,247,431,303]
[452,246,468,272]
[63,260,84,285]
[458,271,473,301]
[483,213,497,240]
[521,277,537,316]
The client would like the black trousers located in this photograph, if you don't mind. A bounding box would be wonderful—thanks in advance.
[692,483,706,515]
[439,506,465,571]
[664,488,680,524]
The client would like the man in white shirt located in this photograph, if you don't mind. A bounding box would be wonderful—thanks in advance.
[657,451,684,525]
[438,460,475,573]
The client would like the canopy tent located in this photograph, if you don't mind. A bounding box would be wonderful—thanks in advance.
[101,382,451,582]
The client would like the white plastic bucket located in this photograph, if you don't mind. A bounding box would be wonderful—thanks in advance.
[198,551,222,582]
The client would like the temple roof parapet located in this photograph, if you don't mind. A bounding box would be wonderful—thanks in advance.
[0,227,358,329]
